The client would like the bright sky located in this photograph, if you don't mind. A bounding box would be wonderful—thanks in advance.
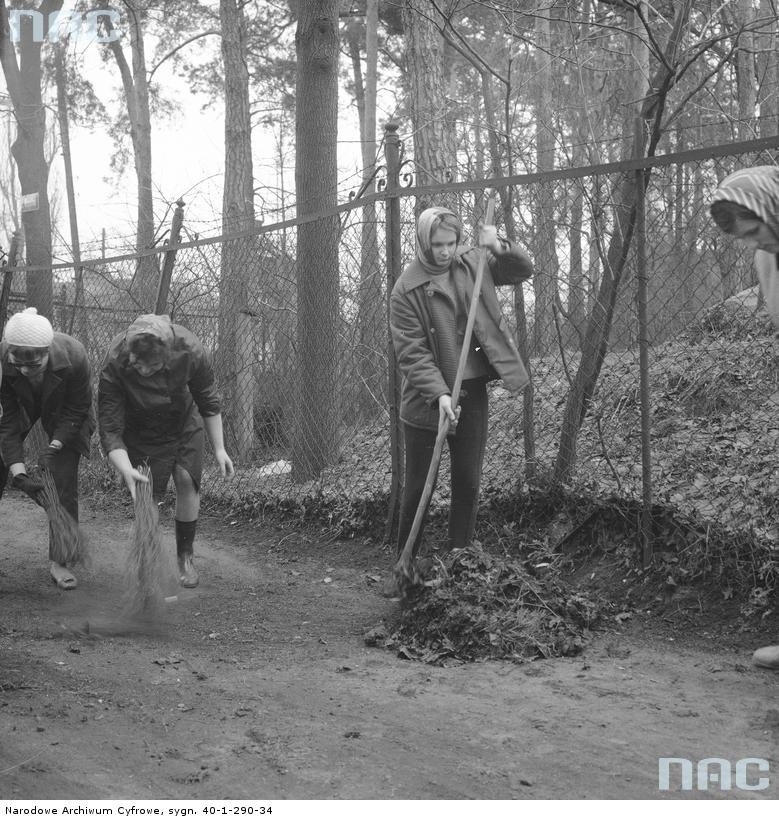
[13,1,396,263]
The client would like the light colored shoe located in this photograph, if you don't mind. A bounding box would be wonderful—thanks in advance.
[752,645,779,669]
[177,554,199,588]
[50,561,77,590]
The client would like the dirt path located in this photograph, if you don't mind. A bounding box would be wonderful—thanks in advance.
[1,492,778,800]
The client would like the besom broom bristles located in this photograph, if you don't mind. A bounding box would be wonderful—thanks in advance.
[40,468,88,566]
[122,465,175,619]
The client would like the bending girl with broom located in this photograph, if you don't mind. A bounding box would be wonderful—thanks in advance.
[709,166,779,668]
[709,165,779,329]
[0,308,94,589]
[98,314,234,589]
[387,204,533,596]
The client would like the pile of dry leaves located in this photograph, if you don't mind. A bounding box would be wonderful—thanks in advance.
[372,544,606,664]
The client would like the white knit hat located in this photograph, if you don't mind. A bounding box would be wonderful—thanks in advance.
[3,307,54,348]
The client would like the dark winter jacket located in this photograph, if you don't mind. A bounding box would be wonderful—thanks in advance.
[390,241,533,431]
[98,315,222,453]
[0,332,95,463]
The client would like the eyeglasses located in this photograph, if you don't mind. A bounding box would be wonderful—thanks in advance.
[8,348,48,369]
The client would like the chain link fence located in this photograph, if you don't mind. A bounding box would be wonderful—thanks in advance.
[2,134,777,558]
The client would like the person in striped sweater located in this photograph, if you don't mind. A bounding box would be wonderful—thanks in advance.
[710,165,779,668]
[710,165,779,329]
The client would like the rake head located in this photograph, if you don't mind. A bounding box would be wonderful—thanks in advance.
[392,555,425,605]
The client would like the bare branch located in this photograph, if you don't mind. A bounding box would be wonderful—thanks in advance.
[148,30,221,85]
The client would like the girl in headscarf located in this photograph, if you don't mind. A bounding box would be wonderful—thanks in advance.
[710,166,779,670]
[710,165,779,329]
[388,206,533,591]
[99,314,234,588]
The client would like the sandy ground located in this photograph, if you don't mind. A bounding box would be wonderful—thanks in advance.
[1,490,778,801]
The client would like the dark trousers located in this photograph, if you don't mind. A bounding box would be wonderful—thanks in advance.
[396,379,488,559]
[0,445,81,561]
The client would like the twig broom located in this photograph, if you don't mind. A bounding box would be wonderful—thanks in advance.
[40,468,88,567]
[122,464,173,619]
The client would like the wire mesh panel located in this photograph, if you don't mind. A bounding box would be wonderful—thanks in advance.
[3,140,777,558]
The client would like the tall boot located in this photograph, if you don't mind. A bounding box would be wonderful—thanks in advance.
[175,519,199,588]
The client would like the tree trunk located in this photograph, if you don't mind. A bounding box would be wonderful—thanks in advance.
[101,1,157,310]
[757,0,778,135]
[566,4,593,349]
[293,0,340,481]
[54,44,87,341]
[482,66,536,479]
[566,179,585,349]
[661,128,697,341]
[610,1,650,350]
[736,0,757,141]
[0,0,63,317]
[0,124,21,232]
[347,1,384,417]
[219,0,256,457]
[531,9,558,357]
[401,0,457,209]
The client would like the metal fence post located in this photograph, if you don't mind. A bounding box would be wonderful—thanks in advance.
[384,121,404,543]
[155,198,185,316]
[635,118,653,567]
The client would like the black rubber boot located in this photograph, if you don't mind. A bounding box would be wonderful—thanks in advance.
[175,519,199,588]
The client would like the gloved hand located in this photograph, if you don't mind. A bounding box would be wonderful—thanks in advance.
[38,444,61,472]
[12,473,46,507]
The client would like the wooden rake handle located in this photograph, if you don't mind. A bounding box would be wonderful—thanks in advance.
[395,191,497,577]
